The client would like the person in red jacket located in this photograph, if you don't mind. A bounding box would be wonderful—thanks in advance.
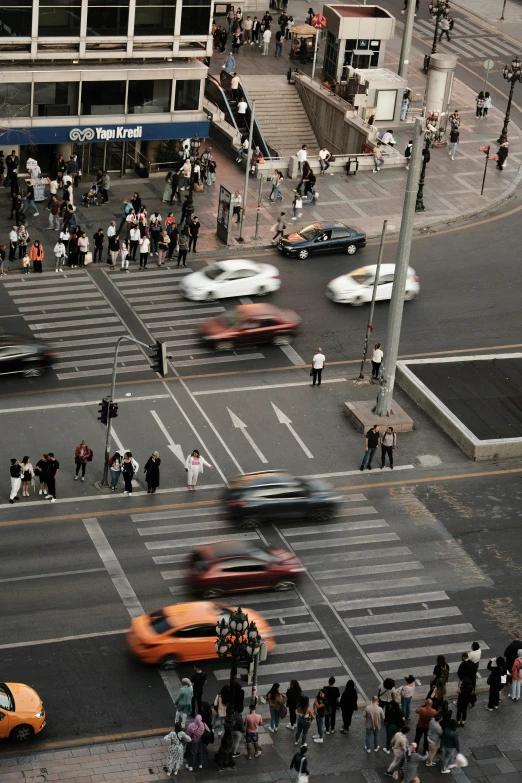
[74,440,92,481]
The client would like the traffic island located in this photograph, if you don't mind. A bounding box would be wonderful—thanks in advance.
[396,353,522,460]
[343,399,414,432]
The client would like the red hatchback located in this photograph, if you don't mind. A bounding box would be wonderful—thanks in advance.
[187,541,305,598]
[198,304,301,351]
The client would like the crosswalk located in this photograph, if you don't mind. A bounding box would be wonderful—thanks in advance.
[414,15,516,59]
[132,491,489,697]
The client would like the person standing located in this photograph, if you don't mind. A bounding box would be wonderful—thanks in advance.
[448,126,459,161]
[399,676,416,721]
[92,228,104,263]
[457,652,477,687]
[483,92,492,117]
[504,631,520,683]
[363,695,384,753]
[266,683,286,733]
[262,25,271,55]
[48,195,62,230]
[385,727,410,776]
[312,689,326,743]
[45,452,59,503]
[108,451,122,491]
[174,678,193,725]
[245,703,263,759]
[9,225,17,262]
[383,695,404,753]
[440,720,460,772]
[77,232,89,267]
[34,454,49,495]
[425,713,443,766]
[381,426,396,470]
[497,139,508,171]
[290,745,309,779]
[129,223,140,262]
[413,699,436,755]
[371,342,383,379]
[9,458,22,504]
[319,147,332,175]
[101,171,110,203]
[185,449,213,490]
[296,144,308,173]
[106,220,116,262]
[191,664,207,717]
[340,680,358,734]
[311,348,325,387]
[157,231,170,266]
[509,649,522,700]
[475,91,485,118]
[139,233,150,269]
[177,229,189,267]
[230,72,240,103]
[232,190,242,221]
[275,28,283,56]
[360,425,380,471]
[323,676,340,734]
[108,233,120,270]
[243,15,253,42]
[184,715,209,771]
[286,680,302,730]
[122,452,136,496]
[164,722,191,776]
[456,677,474,726]
[21,456,34,497]
[486,656,506,709]
[294,696,314,746]
[188,216,200,253]
[74,440,92,481]
[53,239,66,272]
[30,239,44,273]
[17,224,29,259]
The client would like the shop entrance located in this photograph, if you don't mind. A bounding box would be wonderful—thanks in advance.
[73,140,133,177]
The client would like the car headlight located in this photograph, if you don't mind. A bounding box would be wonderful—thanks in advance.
[35,708,45,718]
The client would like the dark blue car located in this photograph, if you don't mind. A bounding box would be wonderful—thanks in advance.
[277,221,366,260]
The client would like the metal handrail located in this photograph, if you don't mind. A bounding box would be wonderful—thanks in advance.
[205,75,240,133]
[294,69,355,112]
[240,83,280,160]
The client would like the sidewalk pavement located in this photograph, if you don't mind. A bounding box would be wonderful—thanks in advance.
[451,0,522,34]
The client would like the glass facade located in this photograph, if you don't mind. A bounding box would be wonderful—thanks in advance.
[134,0,176,35]
[81,80,126,115]
[0,0,32,37]
[174,78,199,110]
[128,79,171,113]
[39,0,81,35]
[180,0,211,36]
[33,82,79,116]
[323,32,339,82]
[87,0,129,36]
[0,82,31,116]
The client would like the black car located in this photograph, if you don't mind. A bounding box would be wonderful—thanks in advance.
[277,221,366,260]
[223,470,340,528]
[0,334,55,378]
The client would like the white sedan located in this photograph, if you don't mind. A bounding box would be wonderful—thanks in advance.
[180,259,281,302]
[326,263,420,305]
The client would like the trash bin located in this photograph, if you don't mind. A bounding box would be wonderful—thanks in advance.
[423,54,431,73]
[345,157,359,176]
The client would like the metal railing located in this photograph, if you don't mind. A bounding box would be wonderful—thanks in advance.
[205,75,240,133]
[239,82,280,160]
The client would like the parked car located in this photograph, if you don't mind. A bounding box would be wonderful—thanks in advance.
[277,221,366,260]
[0,335,55,378]
[0,682,46,742]
[199,304,300,350]
[223,470,340,528]
[326,263,420,305]
[127,601,275,668]
[187,540,305,598]
[180,259,281,301]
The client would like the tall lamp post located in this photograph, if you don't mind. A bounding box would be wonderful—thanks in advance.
[498,55,522,143]
[184,133,201,215]
[429,0,450,54]
[214,608,261,770]
[415,125,436,212]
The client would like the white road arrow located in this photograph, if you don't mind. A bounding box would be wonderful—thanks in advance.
[227,408,268,464]
[150,410,185,465]
[271,403,314,459]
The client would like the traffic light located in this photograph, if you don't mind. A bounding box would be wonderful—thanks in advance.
[150,339,168,377]
[109,402,119,419]
[98,398,109,425]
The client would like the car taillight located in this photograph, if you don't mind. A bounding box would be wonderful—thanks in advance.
[45,351,58,358]
[227,500,246,506]
[270,275,280,278]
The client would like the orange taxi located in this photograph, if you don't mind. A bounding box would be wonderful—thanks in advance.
[127,601,275,669]
[0,682,46,742]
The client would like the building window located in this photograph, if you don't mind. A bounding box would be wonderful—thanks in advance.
[128,79,171,113]
[323,31,338,82]
[81,80,125,115]
[134,0,176,35]
[0,0,32,37]
[87,0,129,36]
[39,0,81,36]
[174,79,200,111]
[33,82,79,117]
[180,0,211,36]
[0,82,30,116]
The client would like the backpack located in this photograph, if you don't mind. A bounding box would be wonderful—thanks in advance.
[202,726,214,745]
[87,449,93,462]
[440,665,449,684]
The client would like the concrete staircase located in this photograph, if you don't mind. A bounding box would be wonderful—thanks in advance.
[240,75,320,157]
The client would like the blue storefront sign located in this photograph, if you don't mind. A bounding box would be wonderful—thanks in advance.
[2,120,210,145]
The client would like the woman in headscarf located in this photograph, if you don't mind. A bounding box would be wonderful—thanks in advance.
[185,714,209,771]
[164,721,190,776]
[144,451,161,494]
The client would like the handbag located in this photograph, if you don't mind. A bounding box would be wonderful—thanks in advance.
[202,726,214,745]
[84,251,92,265]
[297,756,309,783]
[87,449,93,462]
[279,704,288,719]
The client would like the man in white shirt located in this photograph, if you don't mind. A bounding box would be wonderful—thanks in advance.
[262,26,272,55]
[379,129,396,147]
[311,348,325,386]
[319,147,332,175]
[8,226,17,261]
[230,72,240,103]
[296,144,307,173]
[232,190,242,222]
[237,98,248,115]
[107,220,116,263]
[139,235,150,270]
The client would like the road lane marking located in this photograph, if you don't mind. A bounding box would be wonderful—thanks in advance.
[0,567,106,583]
[0,629,127,650]
[193,378,347,395]
[280,344,306,365]
[302,465,415,479]
[369,640,489,664]
[344,607,463,628]
[271,402,313,458]
[227,407,268,463]
[150,410,185,464]
[355,622,476,646]
[334,591,450,612]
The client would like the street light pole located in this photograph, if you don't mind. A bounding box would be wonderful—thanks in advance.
[398,0,417,80]
[414,132,433,212]
[498,56,522,144]
[374,118,425,417]
[358,219,387,380]
[428,0,450,55]
[238,99,255,242]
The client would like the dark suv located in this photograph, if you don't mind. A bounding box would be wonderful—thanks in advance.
[277,222,366,260]
[223,470,339,528]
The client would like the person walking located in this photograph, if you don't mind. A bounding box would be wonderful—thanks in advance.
[34,454,49,495]
[108,451,122,491]
[438,15,451,41]
[101,171,110,203]
[48,195,62,230]
[371,342,383,379]
[286,680,302,730]
[383,695,404,753]
[296,144,308,173]
[404,139,413,170]
[486,656,506,710]
[290,745,309,780]
[9,458,22,504]
[509,649,522,700]
[108,233,120,270]
[425,713,443,766]
[475,91,485,118]
[456,677,474,726]
[363,695,384,753]
[164,722,191,776]
[175,678,193,725]
[185,449,213,490]
[312,689,326,743]
[212,692,226,736]
[45,452,59,503]
[244,703,263,759]
[294,696,315,746]
[319,147,332,175]
[448,126,459,161]
[311,347,325,386]
[24,181,39,217]
[413,699,436,755]
[292,192,302,220]
[266,683,286,733]
[360,424,381,471]
[191,664,207,717]
[385,727,410,776]
[177,230,189,268]
[504,631,520,683]
[30,240,44,273]
[243,15,253,42]
[53,239,66,272]
[403,743,423,783]
[271,212,286,243]
[497,141,509,170]
[323,676,340,734]
[20,456,34,498]
[483,92,492,118]
[185,715,209,771]
[340,680,358,733]
[188,216,200,252]
[93,229,106,263]
[122,451,136,496]
[440,720,460,772]
[74,440,92,481]
[381,426,396,469]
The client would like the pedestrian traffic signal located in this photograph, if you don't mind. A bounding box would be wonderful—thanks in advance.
[150,339,168,377]
[109,402,119,419]
[98,398,109,425]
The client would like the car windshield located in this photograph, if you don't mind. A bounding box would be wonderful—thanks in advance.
[249,548,278,563]
[350,272,372,285]
[204,263,225,281]
[149,609,173,634]
[299,225,321,241]
[0,684,14,711]
[217,311,241,327]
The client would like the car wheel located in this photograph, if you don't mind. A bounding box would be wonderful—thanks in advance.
[404,291,416,301]
[273,335,291,346]
[298,249,309,260]
[202,588,225,599]
[10,724,34,743]
[346,244,357,255]
[239,516,261,529]
[216,341,234,351]
[161,654,179,670]
[350,296,364,307]
[274,580,296,592]
[22,367,44,378]
[256,286,266,297]
[312,508,335,523]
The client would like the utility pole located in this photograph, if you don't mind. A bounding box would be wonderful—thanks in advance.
[500,0,507,20]
[358,220,387,380]
[374,118,425,417]
[254,175,263,240]
[238,99,256,242]
[398,0,416,80]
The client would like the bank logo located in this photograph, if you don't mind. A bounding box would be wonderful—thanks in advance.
[69,127,95,142]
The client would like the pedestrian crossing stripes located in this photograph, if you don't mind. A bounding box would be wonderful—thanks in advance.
[131,489,491,696]
[413,15,516,58]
